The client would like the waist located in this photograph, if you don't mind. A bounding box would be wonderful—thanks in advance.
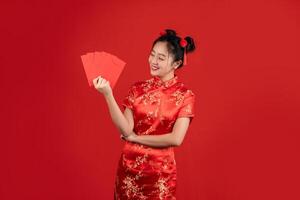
[122,141,175,158]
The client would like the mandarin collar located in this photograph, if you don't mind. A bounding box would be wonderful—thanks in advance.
[152,75,179,88]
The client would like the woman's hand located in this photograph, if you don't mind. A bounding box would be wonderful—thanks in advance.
[120,132,138,143]
[93,76,112,96]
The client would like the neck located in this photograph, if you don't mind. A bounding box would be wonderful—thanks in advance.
[159,72,175,82]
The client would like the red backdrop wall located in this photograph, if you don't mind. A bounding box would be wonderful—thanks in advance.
[1,0,299,199]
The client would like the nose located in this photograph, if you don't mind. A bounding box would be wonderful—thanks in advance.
[150,56,159,64]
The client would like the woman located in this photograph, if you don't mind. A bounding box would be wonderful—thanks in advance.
[93,29,196,199]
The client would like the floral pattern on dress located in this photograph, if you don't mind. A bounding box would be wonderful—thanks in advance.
[115,74,195,199]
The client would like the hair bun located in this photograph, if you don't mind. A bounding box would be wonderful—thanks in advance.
[165,29,177,36]
[184,36,196,53]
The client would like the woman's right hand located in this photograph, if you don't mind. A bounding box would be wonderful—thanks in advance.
[120,131,138,143]
[93,76,112,96]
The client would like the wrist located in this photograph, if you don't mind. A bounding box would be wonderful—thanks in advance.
[103,91,113,99]
[132,135,139,143]
[122,132,130,138]
[122,130,133,137]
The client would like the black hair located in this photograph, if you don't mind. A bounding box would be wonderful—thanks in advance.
[151,29,196,69]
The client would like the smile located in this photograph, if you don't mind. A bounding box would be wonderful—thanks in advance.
[151,65,160,70]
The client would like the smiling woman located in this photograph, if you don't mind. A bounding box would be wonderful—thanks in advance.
[115,74,196,199]
[93,28,196,199]
[114,29,196,199]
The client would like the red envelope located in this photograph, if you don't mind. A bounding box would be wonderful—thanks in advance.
[80,51,126,89]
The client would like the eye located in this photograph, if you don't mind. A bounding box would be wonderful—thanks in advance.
[159,58,164,61]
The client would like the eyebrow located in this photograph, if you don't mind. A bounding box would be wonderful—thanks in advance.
[151,50,166,57]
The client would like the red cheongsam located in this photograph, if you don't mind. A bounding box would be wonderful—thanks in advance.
[114,74,195,200]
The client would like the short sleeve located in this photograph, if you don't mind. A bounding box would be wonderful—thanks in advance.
[122,84,137,110]
[177,90,195,123]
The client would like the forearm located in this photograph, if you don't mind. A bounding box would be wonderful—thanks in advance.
[103,93,131,136]
[133,133,178,148]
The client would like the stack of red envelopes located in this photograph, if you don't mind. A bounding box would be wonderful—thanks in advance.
[80,51,126,89]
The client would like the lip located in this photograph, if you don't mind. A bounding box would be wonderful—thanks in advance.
[151,65,159,70]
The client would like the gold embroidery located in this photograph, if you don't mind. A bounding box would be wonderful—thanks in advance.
[142,125,156,135]
[146,111,155,120]
[136,119,143,128]
[162,159,169,170]
[117,75,188,199]
[152,75,178,88]
[155,177,169,200]
[133,143,144,150]
[186,89,193,95]
[183,104,192,113]
[125,85,137,107]
[182,90,194,114]
[142,91,161,105]
[122,175,147,199]
[167,121,175,129]
[141,80,152,92]
[136,107,158,129]
[170,90,185,106]
[133,154,148,168]
[125,94,135,107]
[135,170,143,180]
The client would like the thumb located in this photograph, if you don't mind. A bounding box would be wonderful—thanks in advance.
[93,77,98,87]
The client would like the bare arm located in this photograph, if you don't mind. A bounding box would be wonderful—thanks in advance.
[126,117,191,148]
[104,92,133,137]
[93,76,134,137]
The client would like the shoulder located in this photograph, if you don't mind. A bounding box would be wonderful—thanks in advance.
[176,82,195,98]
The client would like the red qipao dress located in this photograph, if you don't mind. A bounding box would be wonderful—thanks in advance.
[114,74,195,200]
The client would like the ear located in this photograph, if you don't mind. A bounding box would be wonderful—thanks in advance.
[173,60,182,69]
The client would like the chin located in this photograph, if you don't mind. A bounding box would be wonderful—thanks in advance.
[150,71,159,77]
[150,69,156,74]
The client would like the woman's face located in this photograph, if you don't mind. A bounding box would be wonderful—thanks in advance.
[148,41,181,78]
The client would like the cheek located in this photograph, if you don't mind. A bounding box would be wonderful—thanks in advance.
[160,64,169,71]
[165,64,173,71]
[148,56,152,63]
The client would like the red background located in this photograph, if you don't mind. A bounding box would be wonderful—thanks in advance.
[1,0,299,199]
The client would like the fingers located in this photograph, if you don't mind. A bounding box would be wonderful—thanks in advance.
[96,78,103,87]
[93,76,109,88]
[97,79,108,88]
[120,135,126,140]
[93,76,102,87]
[92,77,98,87]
